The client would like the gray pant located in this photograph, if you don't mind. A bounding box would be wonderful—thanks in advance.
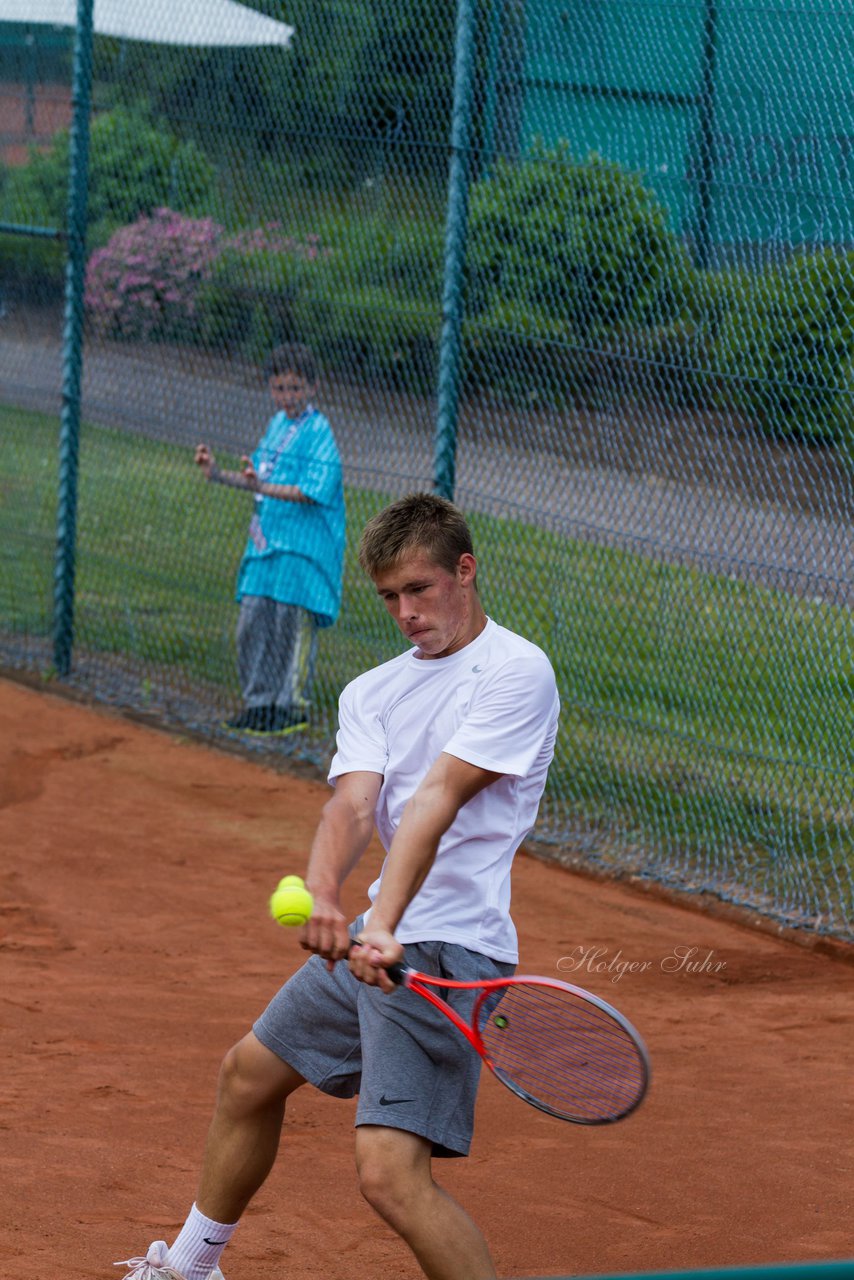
[236,595,318,709]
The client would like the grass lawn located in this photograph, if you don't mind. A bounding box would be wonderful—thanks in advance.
[2,402,852,913]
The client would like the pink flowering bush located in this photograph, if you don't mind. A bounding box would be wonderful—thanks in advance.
[85,208,223,340]
[82,205,442,391]
[85,211,329,349]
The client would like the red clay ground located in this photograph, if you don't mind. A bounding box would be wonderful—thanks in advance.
[1,675,853,1280]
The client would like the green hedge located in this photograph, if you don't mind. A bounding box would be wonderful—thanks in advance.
[196,240,323,358]
[463,142,691,405]
[4,121,852,455]
[194,211,444,389]
[1,105,215,249]
[710,248,854,452]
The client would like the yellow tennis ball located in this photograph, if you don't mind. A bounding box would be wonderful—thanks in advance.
[269,875,313,927]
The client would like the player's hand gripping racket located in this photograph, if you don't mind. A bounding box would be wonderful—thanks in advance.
[383,961,650,1124]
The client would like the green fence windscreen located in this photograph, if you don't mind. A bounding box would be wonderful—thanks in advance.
[521,0,854,258]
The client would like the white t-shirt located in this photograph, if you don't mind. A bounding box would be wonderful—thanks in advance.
[328,618,560,962]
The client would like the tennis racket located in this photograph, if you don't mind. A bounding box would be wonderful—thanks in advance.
[383,961,650,1125]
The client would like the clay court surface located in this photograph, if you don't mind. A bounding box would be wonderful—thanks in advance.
[1,676,852,1280]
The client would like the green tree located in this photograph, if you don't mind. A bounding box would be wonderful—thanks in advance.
[94,1,457,188]
[3,105,214,245]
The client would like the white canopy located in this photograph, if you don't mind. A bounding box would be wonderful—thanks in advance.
[0,0,293,47]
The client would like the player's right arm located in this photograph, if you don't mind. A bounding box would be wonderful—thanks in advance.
[301,770,383,965]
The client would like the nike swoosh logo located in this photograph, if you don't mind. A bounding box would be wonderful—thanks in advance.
[472,664,483,672]
[379,1094,416,1106]
[203,1237,229,1245]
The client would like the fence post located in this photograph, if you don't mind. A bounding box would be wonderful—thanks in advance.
[691,0,720,268]
[52,0,94,676]
[433,0,478,501]
[482,0,504,178]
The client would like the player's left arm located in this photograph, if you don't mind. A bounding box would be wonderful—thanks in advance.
[350,752,501,990]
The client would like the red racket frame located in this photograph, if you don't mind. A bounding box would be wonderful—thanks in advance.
[385,963,651,1124]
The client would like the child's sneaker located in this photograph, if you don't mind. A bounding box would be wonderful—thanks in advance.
[222,705,272,732]
[237,704,307,736]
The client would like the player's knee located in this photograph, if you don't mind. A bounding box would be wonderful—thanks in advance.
[357,1161,411,1223]
[216,1034,300,1116]
[355,1131,428,1224]
[216,1041,260,1114]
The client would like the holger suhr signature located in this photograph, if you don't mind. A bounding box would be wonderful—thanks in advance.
[557,944,727,984]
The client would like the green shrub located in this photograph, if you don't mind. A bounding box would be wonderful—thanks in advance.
[463,303,580,408]
[291,284,439,391]
[195,211,443,387]
[308,210,444,299]
[3,105,215,249]
[464,141,688,404]
[623,263,753,408]
[832,354,854,465]
[196,230,327,359]
[288,215,443,389]
[294,215,445,386]
[0,160,64,300]
[0,230,65,303]
[712,248,854,448]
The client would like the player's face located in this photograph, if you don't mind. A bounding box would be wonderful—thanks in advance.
[269,371,313,419]
[373,550,482,659]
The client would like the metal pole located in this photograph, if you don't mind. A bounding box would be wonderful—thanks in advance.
[482,0,504,179]
[52,0,94,676]
[433,0,477,501]
[692,0,719,269]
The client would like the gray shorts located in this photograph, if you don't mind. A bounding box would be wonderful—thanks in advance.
[253,925,514,1157]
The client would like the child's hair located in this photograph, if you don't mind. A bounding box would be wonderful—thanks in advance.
[267,342,317,383]
[358,492,475,578]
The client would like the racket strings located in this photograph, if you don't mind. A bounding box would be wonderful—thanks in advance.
[477,982,647,1122]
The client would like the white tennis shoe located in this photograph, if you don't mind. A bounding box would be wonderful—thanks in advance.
[114,1240,225,1280]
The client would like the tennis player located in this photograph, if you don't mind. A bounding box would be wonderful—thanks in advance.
[115,492,560,1280]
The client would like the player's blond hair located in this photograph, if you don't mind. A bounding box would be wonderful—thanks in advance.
[358,492,476,579]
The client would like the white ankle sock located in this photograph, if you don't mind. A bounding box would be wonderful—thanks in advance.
[168,1203,238,1280]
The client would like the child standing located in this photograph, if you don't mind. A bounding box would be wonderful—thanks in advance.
[195,343,345,734]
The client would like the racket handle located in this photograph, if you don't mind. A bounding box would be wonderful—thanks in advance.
[347,941,407,986]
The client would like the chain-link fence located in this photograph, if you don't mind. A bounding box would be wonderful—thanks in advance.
[1,0,852,938]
